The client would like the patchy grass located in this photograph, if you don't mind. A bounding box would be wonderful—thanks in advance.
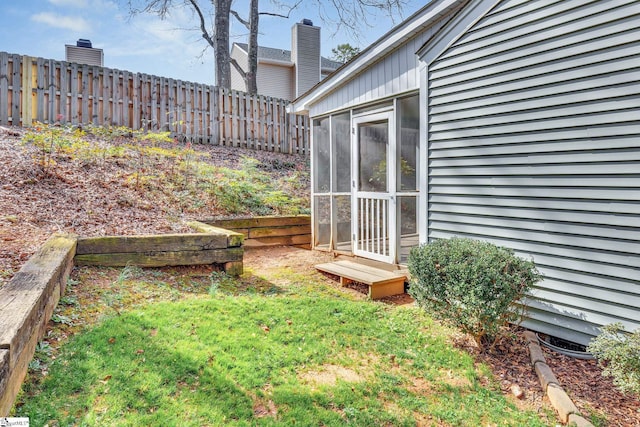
[13,263,552,426]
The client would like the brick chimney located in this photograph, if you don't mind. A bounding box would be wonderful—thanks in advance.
[291,19,321,98]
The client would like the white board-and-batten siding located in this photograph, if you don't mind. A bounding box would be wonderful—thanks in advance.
[307,15,453,118]
[426,0,640,344]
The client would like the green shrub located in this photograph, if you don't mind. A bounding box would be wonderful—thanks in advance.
[408,237,540,345]
[588,323,640,396]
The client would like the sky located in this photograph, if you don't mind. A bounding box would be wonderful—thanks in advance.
[0,0,425,85]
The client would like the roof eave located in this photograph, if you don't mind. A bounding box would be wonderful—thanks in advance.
[289,0,468,114]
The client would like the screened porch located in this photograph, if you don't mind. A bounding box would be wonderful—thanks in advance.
[311,94,420,265]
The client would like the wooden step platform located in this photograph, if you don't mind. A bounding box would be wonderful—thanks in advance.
[315,260,406,299]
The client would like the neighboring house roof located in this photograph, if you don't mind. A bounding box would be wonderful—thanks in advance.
[233,43,343,71]
[289,0,469,114]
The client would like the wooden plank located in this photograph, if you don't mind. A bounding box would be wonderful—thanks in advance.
[251,93,259,149]
[132,72,140,129]
[0,349,10,415]
[70,62,78,123]
[315,260,406,300]
[151,75,158,129]
[122,70,130,127]
[20,56,33,126]
[185,81,193,140]
[0,234,76,370]
[167,78,175,134]
[316,261,404,284]
[159,77,167,131]
[176,80,184,137]
[369,280,406,299]
[185,220,244,247]
[11,54,21,125]
[243,234,311,247]
[0,327,41,416]
[60,60,69,122]
[115,69,123,126]
[102,68,110,124]
[231,89,238,146]
[75,233,230,255]
[248,224,311,239]
[208,215,310,229]
[36,57,45,122]
[79,64,88,123]
[91,66,99,124]
[238,91,246,147]
[47,59,56,123]
[201,83,207,141]
[211,85,219,145]
[74,247,243,267]
[0,52,9,125]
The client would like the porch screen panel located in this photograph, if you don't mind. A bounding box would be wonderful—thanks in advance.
[358,121,388,192]
[398,95,419,191]
[398,196,417,264]
[313,117,330,193]
[333,195,351,251]
[332,113,351,192]
[313,196,330,249]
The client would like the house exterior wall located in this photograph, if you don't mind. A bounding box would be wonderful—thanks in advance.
[256,63,294,100]
[424,0,640,345]
[230,47,248,92]
[307,15,452,118]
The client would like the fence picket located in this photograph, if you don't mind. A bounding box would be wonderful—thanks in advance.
[0,53,9,125]
[11,54,21,125]
[0,51,308,154]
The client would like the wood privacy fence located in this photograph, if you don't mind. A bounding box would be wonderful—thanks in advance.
[0,52,310,155]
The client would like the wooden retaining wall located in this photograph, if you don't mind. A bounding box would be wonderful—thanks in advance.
[205,215,311,248]
[0,234,77,415]
[74,221,244,275]
[0,52,310,155]
[0,221,243,415]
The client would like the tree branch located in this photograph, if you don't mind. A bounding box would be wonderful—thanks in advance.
[258,0,302,19]
[186,0,215,49]
[229,58,246,80]
[230,10,250,29]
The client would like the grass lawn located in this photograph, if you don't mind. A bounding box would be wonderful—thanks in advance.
[12,255,553,426]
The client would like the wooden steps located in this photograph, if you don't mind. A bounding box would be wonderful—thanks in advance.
[315,260,407,299]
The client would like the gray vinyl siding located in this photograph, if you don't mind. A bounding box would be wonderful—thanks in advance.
[292,23,321,98]
[427,0,640,345]
[308,16,452,118]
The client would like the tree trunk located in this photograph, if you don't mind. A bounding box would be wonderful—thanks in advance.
[214,0,232,88]
[246,0,259,94]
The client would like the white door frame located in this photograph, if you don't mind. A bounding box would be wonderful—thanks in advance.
[351,111,397,264]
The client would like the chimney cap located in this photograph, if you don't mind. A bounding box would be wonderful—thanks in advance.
[77,38,92,48]
[301,18,313,26]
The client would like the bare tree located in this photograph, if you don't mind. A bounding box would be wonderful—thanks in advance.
[126,0,407,92]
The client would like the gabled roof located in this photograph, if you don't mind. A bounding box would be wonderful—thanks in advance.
[288,0,469,114]
[233,42,343,71]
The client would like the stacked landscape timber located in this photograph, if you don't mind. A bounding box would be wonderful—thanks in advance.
[204,215,311,248]
[0,222,249,414]
[0,234,77,415]
[74,221,244,275]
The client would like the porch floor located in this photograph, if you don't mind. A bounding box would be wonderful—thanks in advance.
[315,259,407,299]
